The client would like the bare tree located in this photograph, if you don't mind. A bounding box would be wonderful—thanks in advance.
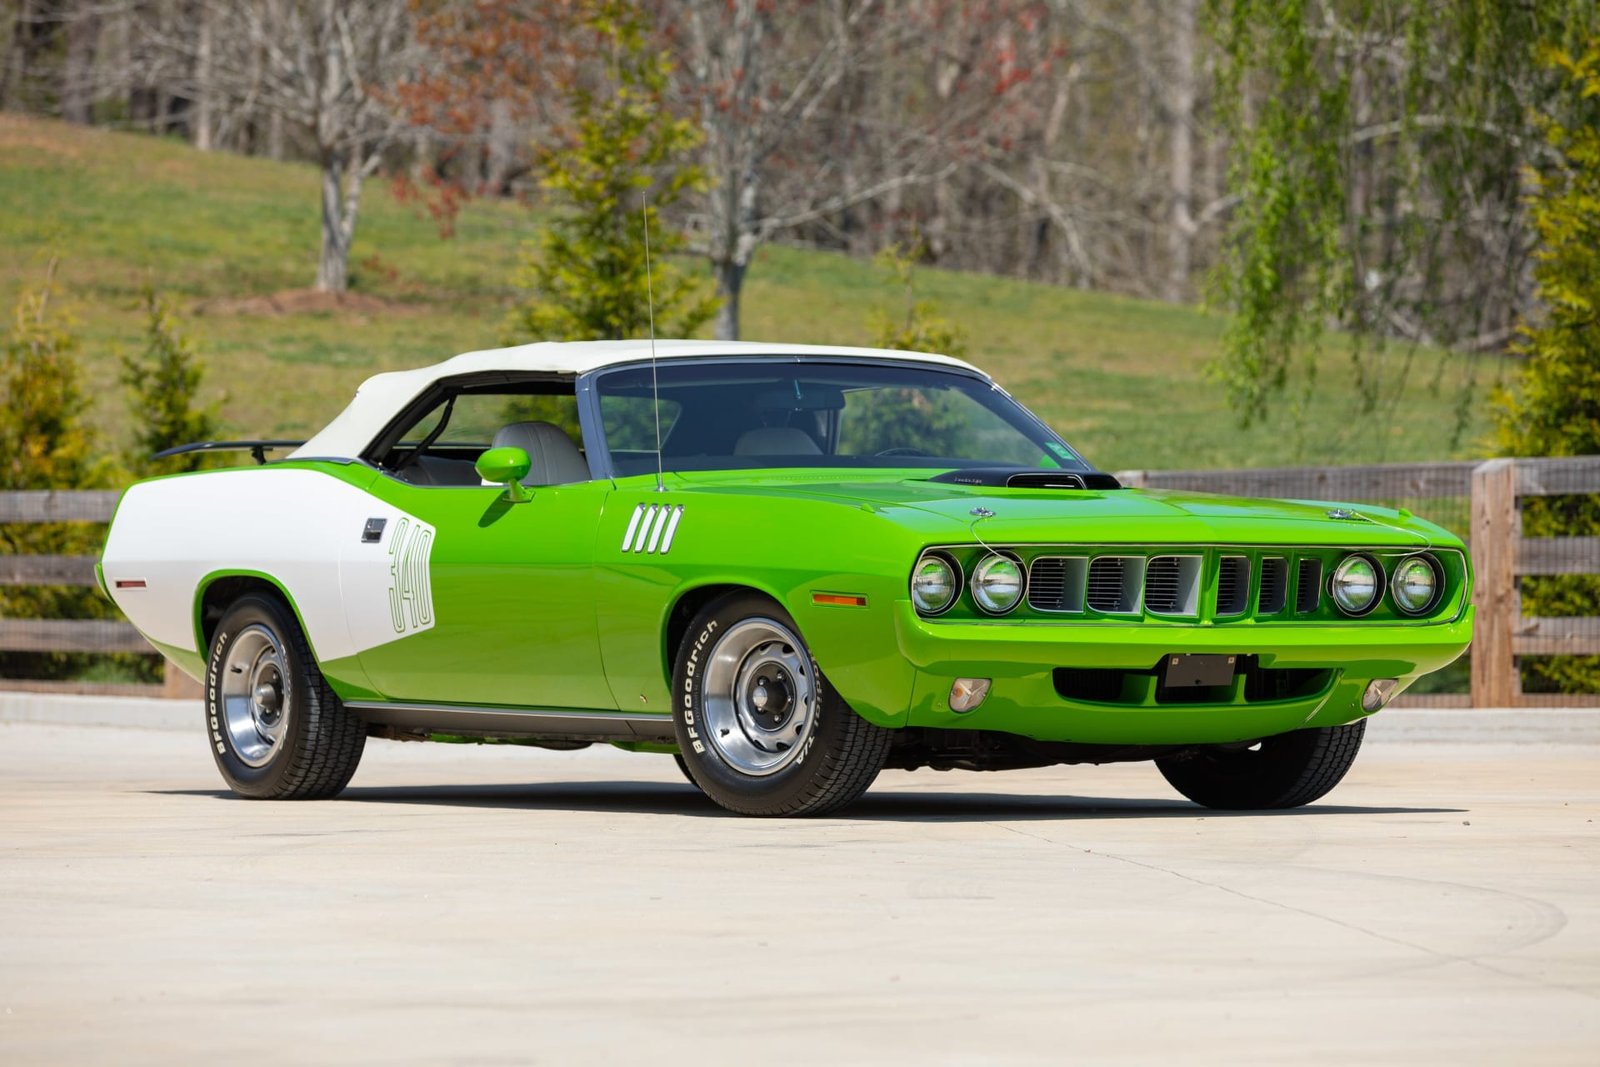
[141,0,424,292]
[672,0,1051,340]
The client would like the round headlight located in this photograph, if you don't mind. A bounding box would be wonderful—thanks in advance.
[1330,555,1381,615]
[971,554,1025,615]
[911,554,958,616]
[1391,555,1440,615]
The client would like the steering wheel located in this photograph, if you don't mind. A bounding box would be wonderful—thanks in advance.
[874,446,932,457]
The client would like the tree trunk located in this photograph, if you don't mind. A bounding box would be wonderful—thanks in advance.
[318,149,376,293]
[1164,0,1197,304]
[713,258,744,341]
[194,6,213,150]
[60,5,100,124]
[317,158,351,293]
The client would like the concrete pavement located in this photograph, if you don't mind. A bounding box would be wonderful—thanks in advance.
[1,703,1598,1064]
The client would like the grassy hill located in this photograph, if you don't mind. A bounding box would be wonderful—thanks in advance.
[0,113,1507,473]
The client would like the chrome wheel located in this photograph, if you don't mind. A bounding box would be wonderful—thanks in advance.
[220,624,291,768]
[700,617,816,777]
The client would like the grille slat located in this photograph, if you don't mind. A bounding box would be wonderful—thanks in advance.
[1217,556,1251,616]
[1257,557,1287,614]
[1296,558,1323,613]
[1086,556,1141,613]
[1145,555,1200,616]
[1026,556,1086,613]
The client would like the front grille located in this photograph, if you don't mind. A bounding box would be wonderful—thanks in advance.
[1258,557,1287,614]
[1052,658,1336,707]
[1217,556,1250,616]
[1086,556,1142,613]
[1296,558,1323,613]
[1145,555,1200,616]
[1027,556,1086,613]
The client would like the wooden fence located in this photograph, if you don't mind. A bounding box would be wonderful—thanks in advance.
[3,457,1597,706]
[0,489,197,698]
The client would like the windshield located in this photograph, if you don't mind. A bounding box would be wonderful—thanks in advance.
[592,359,1091,477]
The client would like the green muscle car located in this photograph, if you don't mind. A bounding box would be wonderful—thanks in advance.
[100,341,1472,816]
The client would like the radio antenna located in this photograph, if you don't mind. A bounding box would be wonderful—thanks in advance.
[642,191,665,492]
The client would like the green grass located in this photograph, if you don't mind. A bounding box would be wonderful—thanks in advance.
[0,114,1510,472]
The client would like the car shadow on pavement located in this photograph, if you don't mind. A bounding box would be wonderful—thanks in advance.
[151,784,1464,821]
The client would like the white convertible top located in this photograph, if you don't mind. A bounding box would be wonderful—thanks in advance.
[291,339,980,459]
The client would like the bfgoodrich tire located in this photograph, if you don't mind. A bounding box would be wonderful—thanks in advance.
[1155,720,1367,810]
[672,592,891,816]
[205,594,366,799]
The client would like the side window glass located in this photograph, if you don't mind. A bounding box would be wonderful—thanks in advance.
[378,385,584,487]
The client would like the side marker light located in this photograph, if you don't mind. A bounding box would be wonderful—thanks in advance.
[950,678,991,712]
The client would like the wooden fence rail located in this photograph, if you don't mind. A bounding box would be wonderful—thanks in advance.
[0,489,191,697]
[3,458,1597,706]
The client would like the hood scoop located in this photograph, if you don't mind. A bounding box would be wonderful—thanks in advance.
[925,467,1123,491]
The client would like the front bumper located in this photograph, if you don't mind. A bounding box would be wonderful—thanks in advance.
[888,603,1474,745]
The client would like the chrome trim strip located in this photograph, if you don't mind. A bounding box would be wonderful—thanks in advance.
[347,701,676,741]
[349,702,666,724]
[645,505,675,553]
[620,504,647,551]
[633,505,663,552]
[659,505,685,552]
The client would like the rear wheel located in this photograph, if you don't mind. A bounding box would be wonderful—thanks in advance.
[1155,720,1366,810]
[672,592,891,816]
[205,594,366,799]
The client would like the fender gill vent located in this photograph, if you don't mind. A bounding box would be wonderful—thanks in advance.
[1086,556,1141,614]
[1296,558,1323,613]
[1217,556,1251,616]
[1026,556,1087,613]
[1257,557,1288,614]
[1144,555,1200,616]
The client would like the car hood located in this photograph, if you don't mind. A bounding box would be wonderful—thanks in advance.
[669,470,1452,548]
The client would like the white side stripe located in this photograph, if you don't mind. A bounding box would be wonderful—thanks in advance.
[659,506,685,552]
[620,504,647,551]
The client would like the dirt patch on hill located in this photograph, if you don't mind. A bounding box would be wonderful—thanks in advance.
[199,289,410,317]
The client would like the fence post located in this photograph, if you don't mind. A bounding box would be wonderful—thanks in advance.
[161,659,204,700]
[1470,459,1518,707]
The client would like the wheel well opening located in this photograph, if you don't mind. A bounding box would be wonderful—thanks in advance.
[198,576,289,651]
[664,584,758,676]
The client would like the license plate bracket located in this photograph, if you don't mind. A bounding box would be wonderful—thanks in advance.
[1162,653,1237,688]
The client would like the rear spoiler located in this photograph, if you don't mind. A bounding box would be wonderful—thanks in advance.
[151,440,306,466]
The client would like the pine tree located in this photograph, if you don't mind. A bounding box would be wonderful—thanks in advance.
[122,288,222,479]
[1494,42,1600,695]
[504,0,716,348]
[0,268,124,681]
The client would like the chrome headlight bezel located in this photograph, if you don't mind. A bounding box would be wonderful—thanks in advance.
[910,552,961,617]
[971,552,1026,615]
[1330,554,1383,616]
[1390,553,1442,616]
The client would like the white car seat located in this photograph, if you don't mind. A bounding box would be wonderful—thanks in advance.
[733,427,821,455]
[491,421,590,485]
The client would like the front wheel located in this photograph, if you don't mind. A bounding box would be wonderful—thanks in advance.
[672,592,891,816]
[1155,720,1367,810]
[205,593,366,799]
